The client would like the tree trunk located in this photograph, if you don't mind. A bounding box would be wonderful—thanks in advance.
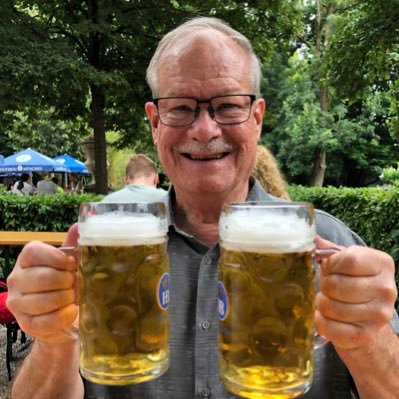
[91,84,108,194]
[311,0,333,187]
[87,0,108,194]
[310,147,326,186]
[310,83,329,186]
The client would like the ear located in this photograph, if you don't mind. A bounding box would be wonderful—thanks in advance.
[154,173,159,186]
[252,98,265,141]
[145,101,161,145]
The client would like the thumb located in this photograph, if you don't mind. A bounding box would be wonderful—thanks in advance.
[63,223,78,247]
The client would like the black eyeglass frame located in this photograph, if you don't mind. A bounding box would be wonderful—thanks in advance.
[152,94,257,127]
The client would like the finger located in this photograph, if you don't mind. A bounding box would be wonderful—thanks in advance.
[315,235,344,251]
[17,241,77,272]
[8,267,75,294]
[316,293,394,325]
[319,274,378,303]
[315,309,379,349]
[14,289,75,316]
[21,303,78,338]
[320,246,389,277]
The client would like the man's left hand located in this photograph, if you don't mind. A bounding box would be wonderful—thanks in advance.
[315,236,397,350]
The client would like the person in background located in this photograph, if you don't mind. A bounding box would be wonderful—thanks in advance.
[51,176,65,193]
[253,144,290,200]
[36,174,58,195]
[102,153,167,203]
[67,173,84,194]
[12,173,35,196]
[6,16,399,399]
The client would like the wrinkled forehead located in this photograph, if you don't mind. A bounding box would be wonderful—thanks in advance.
[157,30,251,95]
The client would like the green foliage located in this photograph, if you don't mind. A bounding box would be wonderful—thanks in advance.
[289,184,399,311]
[0,0,303,192]
[380,163,399,187]
[264,55,399,186]
[0,193,102,278]
[326,1,399,140]
[289,185,399,264]
[0,193,101,231]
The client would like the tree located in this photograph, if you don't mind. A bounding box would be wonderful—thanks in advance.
[326,0,399,140]
[0,0,301,193]
[263,51,399,187]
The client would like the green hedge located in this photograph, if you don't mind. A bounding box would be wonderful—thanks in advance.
[1,187,398,307]
[289,185,399,312]
[0,192,103,231]
[288,185,399,263]
[0,193,102,278]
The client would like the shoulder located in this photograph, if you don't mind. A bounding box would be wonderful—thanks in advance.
[315,210,365,246]
[101,188,128,202]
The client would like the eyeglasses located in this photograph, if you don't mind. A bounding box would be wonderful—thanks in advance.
[152,94,256,127]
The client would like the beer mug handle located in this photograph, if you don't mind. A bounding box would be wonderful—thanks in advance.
[314,247,341,349]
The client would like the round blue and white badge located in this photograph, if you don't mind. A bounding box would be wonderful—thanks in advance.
[157,273,170,310]
[218,281,228,321]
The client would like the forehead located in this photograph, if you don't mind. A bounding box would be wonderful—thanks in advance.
[157,30,251,98]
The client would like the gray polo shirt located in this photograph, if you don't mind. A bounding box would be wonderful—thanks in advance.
[101,184,168,204]
[84,178,399,399]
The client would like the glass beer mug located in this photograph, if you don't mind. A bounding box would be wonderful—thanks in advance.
[218,202,334,399]
[78,202,170,385]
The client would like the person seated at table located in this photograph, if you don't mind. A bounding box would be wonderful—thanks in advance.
[12,173,35,196]
[67,173,84,194]
[36,174,58,195]
[51,177,65,193]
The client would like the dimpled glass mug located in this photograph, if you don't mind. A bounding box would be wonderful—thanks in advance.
[78,202,170,385]
[218,202,332,399]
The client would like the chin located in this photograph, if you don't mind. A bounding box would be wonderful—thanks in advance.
[185,178,233,195]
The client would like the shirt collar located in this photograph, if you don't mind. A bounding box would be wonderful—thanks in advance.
[165,176,285,230]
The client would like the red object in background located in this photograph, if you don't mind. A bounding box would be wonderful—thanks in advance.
[0,280,26,381]
[0,292,15,325]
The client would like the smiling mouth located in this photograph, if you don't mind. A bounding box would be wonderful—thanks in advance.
[182,152,230,161]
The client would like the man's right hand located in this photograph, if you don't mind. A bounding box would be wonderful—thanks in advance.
[7,224,79,343]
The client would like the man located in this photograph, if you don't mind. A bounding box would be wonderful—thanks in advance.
[36,174,58,195]
[6,17,399,399]
[102,153,167,203]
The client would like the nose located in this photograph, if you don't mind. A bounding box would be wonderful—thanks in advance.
[188,104,222,142]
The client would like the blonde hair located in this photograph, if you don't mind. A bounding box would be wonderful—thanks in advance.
[146,16,262,98]
[125,154,158,180]
[253,145,290,200]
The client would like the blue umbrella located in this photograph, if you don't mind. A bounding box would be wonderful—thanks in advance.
[0,148,69,174]
[53,154,90,174]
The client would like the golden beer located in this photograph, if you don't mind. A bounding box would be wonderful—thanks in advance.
[78,203,169,385]
[218,202,316,399]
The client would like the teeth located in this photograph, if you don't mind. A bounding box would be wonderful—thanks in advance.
[189,154,224,160]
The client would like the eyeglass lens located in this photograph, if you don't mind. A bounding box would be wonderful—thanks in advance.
[156,95,254,127]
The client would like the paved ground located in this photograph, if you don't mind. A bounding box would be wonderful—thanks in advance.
[0,325,32,399]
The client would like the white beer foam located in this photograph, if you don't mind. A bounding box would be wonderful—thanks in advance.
[79,213,167,246]
[219,211,315,252]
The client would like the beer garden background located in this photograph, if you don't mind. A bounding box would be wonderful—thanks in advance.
[0,2,399,393]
